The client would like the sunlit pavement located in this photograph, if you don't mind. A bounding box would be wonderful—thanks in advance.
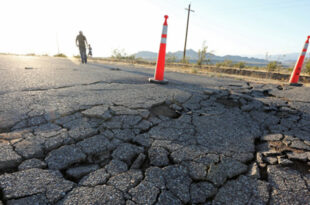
[0,55,309,204]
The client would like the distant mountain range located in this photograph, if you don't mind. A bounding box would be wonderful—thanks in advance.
[135,49,268,66]
[252,53,308,63]
[135,49,309,66]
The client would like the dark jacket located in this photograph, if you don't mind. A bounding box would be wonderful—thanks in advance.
[76,34,87,49]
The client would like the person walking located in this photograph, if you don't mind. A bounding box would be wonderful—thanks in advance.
[76,31,88,64]
[88,44,93,57]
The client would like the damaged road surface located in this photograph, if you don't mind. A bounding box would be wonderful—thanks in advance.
[0,55,309,204]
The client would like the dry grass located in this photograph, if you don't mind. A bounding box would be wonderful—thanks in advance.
[91,59,310,87]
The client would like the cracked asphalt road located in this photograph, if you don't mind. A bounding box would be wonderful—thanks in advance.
[0,55,309,205]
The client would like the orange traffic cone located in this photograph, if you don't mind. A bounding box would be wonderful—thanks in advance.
[149,15,169,84]
[289,36,310,86]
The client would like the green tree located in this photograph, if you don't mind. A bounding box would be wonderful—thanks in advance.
[111,49,126,59]
[127,54,136,60]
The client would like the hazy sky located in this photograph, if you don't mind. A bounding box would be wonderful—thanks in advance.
[1,0,309,57]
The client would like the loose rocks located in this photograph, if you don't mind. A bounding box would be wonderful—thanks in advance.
[0,143,22,170]
[213,175,270,204]
[105,159,128,176]
[157,191,182,205]
[268,165,310,204]
[61,185,125,205]
[190,182,217,203]
[0,168,74,203]
[18,158,47,170]
[112,143,144,165]
[162,165,192,203]
[148,146,169,167]
[66,164,100,179]
[79,168,110,187]
[129,181,160,204]
[207,157,248,186]
[107,170,143,192]
[45,145,86,170]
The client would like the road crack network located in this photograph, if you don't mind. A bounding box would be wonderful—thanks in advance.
[0,68,309,204]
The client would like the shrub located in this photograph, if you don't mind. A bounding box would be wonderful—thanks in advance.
[266,61,278,72]
[26,53,36,56]
[215,62,221,68]
[235,62,245,69]
[128,55,136,60]
[166,54,178,63]
[197,41,208,66]
[181,57,190,64]
[54,53,67,58]
[305,59,310,75]
[111,49,126,59]
[111,49,136,62]
[191,68,198,74]
[222,60,234,67]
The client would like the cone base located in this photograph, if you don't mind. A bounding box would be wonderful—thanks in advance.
[149,78,168,84]
[289,83,303,87]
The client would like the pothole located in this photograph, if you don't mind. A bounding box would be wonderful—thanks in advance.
[139,154,151,172]
[287,160,310,175]
[263,90,275,97]
[215,97,241,108]
[254,138,269,181]
[150,103,181,119]
[276,85,283,90]
[0,188,4,203]
[260,166,268,181]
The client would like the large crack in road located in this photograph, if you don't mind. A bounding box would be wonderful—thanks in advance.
[0,84,308,204]
[0,58,309,204]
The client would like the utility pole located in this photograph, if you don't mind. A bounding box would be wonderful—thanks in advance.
[56,33,60,54]
[183,3,194,63]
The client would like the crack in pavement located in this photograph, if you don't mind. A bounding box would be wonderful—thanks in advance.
[1,79,153,96]
[1,72,310,204]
